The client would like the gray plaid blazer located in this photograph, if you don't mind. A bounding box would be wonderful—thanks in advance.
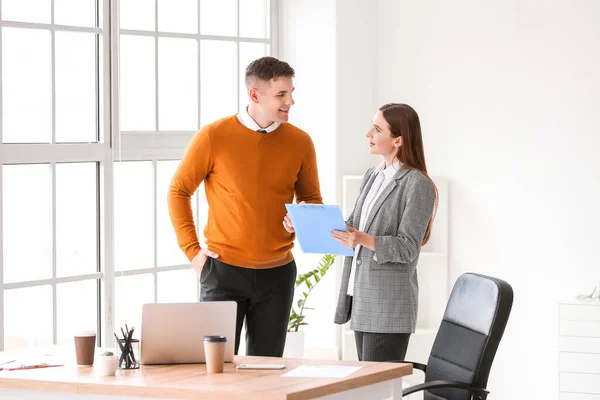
[334,166,436,333]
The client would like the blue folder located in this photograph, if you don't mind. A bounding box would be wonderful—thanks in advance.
[285,204,354,256]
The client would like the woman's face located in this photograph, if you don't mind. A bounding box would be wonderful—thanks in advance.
[366,110,401,156]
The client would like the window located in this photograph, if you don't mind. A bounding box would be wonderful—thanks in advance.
[2,162,101,350]
[1,0,274,351]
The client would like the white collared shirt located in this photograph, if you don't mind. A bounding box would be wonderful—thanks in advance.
[237,106,280,133]
[347,160,400,295]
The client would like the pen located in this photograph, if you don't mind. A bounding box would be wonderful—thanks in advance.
[0,360,15,367]
[5,364,63,371]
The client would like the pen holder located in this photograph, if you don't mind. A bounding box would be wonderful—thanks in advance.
[116,338,140,369]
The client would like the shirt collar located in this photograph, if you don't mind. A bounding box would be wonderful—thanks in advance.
[238,106,280,133]
[375,160,401,180]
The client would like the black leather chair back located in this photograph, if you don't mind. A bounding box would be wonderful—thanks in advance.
[424,273,513,400]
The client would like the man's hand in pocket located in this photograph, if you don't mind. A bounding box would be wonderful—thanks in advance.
[191,248,220,276]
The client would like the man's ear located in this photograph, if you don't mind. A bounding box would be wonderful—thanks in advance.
[249,87,260,104]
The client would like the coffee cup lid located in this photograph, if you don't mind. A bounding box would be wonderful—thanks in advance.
[75,330,96,337]
[204,335,227,343]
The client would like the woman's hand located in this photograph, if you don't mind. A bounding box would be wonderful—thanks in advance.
[331,226,375,251]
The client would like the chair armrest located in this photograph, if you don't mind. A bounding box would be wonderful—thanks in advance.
[402,380,489,399]
[388,360,427,373]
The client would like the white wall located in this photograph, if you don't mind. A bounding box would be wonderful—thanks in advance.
[281,3,600,396]
[279,0,384,354]
[279,0,338,350]
[279,0,384,353]
[334,0,382,359]
[335,0,380,182]
[375,1,600,399]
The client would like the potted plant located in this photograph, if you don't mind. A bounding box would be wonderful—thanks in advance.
[284,254,336,358]
[95,351,118,376]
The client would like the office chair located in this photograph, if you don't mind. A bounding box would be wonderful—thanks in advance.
[397,272,513,400]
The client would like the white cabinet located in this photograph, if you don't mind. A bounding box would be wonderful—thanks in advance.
[559,301,600,400]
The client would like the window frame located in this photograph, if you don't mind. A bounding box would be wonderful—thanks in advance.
[0,0,277,351]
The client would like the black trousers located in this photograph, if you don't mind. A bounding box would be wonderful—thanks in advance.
[354,330,411,362]
[199,257,296,357]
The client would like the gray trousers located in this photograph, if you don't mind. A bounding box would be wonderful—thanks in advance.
[354,330,411,362]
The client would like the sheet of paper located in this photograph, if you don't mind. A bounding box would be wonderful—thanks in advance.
[0,354,64,371]
[282,365,362,378]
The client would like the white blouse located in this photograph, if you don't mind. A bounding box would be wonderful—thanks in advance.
[347,161,400,295]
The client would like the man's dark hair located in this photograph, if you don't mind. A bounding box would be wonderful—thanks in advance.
[245,56,295,89]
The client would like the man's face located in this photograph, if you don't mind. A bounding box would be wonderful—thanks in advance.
[254,77,295,123]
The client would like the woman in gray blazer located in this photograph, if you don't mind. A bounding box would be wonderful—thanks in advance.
[332,103,437,362]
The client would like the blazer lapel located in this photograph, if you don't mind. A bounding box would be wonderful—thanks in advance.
[363,168,410,233]
[353,169,378,229]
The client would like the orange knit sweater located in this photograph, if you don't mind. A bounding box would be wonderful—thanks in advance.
[168,115,322,269]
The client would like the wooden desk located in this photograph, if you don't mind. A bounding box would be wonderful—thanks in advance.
[0,348,412,400]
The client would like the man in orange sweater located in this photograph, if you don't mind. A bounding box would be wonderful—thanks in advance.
[168,57,322,357]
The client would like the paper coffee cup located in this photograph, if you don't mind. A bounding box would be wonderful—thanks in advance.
[203,336,226,374]
[74,331,96,366]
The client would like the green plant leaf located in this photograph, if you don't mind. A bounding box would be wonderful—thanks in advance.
[288,254,335,330]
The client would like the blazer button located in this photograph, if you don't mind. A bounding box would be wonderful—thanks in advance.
[356,260,362,265]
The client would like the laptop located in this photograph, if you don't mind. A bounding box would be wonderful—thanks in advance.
[140,301,237,365]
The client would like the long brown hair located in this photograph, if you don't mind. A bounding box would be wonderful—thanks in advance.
[379,103,438,245]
